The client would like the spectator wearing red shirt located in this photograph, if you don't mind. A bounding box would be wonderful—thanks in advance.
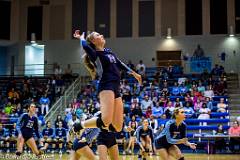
[228,120,240,153]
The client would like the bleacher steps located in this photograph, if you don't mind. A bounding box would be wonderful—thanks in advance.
[226,73,239,120]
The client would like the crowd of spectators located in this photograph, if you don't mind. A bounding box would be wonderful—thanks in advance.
[0,60,239,154]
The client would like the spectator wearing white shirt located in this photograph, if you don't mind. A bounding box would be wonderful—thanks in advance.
[140,95,153,112]
[217,98,228,113]
[136,60,146,75]
[198,103,211,126]
[204,85,214,98]
[149,115,158,134]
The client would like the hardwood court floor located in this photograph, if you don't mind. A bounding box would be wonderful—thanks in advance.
[0,153,240,160]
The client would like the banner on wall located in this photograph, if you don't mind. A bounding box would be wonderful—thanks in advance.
[190,57,212,73]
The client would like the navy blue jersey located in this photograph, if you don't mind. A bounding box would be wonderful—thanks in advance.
[81,40,131,84]
[16,113,41,139]
[136,126,154,145]
[55,128,67,138]
[156,119,186,144]
[9,128,18,137]
[42,128,54,138]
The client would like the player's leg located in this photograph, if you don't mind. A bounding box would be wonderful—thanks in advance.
[112,97,123,132]
[168,145,184,160]
[16,135,25,155]
[25,137,42,156]
[97,145,108,160]
[82,91,115,129]
[155,148,169,160]
[69,150,80,160]
[76,146,96,160]
[108,144,120,160]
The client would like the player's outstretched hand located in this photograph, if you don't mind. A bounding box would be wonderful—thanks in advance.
[189,143,197,150]
[131,72,142,85]
[73,30,85,41]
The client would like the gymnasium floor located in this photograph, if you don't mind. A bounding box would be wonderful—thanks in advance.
[0,153,240,160]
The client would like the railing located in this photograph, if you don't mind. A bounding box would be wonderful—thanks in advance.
[44,75,91,123]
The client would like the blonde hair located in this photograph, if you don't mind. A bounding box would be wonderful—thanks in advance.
[172,107,184,119]
[86,32,96,49]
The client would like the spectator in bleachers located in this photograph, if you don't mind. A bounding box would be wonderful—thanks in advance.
[217,98,228,113]
[173,98,183,108]
[193,44,205,58]
[55,115,67,129]
[8,88,19,100]
[127,60,135,70]
[55,76,65,96]
[72,98,80,112]
[164,101,175,119]
[204,85,214,98]
[198,103,211,126]
[0,93,7,110]
[205,97,215,111]
[131,83,141,96]
[41,121,54,151]
[214,124,227,152]
[171,82,180,96]
[39,94,50,115]
[183,102,195,118]
[10,95,20,106]
[211,64,220,76]
[145,106,152,118]
[184,93,193,106]
[121,80,132,102]
[179,82,188,96]
[4,101,13,115]
[131,105,143,119]
[67,113,80,129]
[214,80,227,96]
[136,60,146,75]
[152,102,164,118]
[0,109,8,124]
[0,123,8,149]
[194,98,203,112]
[228,120,240,153]
[54,64,62,76]
[140,95,153,112]
[160,81,169,96]
[6,123,18,149]
[53,121,67,153]
[149,115,158,134]
[201,69,210,84]
[197,81,205,94]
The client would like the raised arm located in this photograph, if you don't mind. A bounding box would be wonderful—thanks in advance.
[73,30,97,62]
[116,57,142,85]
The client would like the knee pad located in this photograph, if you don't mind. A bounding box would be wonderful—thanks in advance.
[73,122,83,132]
[96,117,106,129]
[144,147,149,153]
[109,124,116,132]
[178,157,185,160]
